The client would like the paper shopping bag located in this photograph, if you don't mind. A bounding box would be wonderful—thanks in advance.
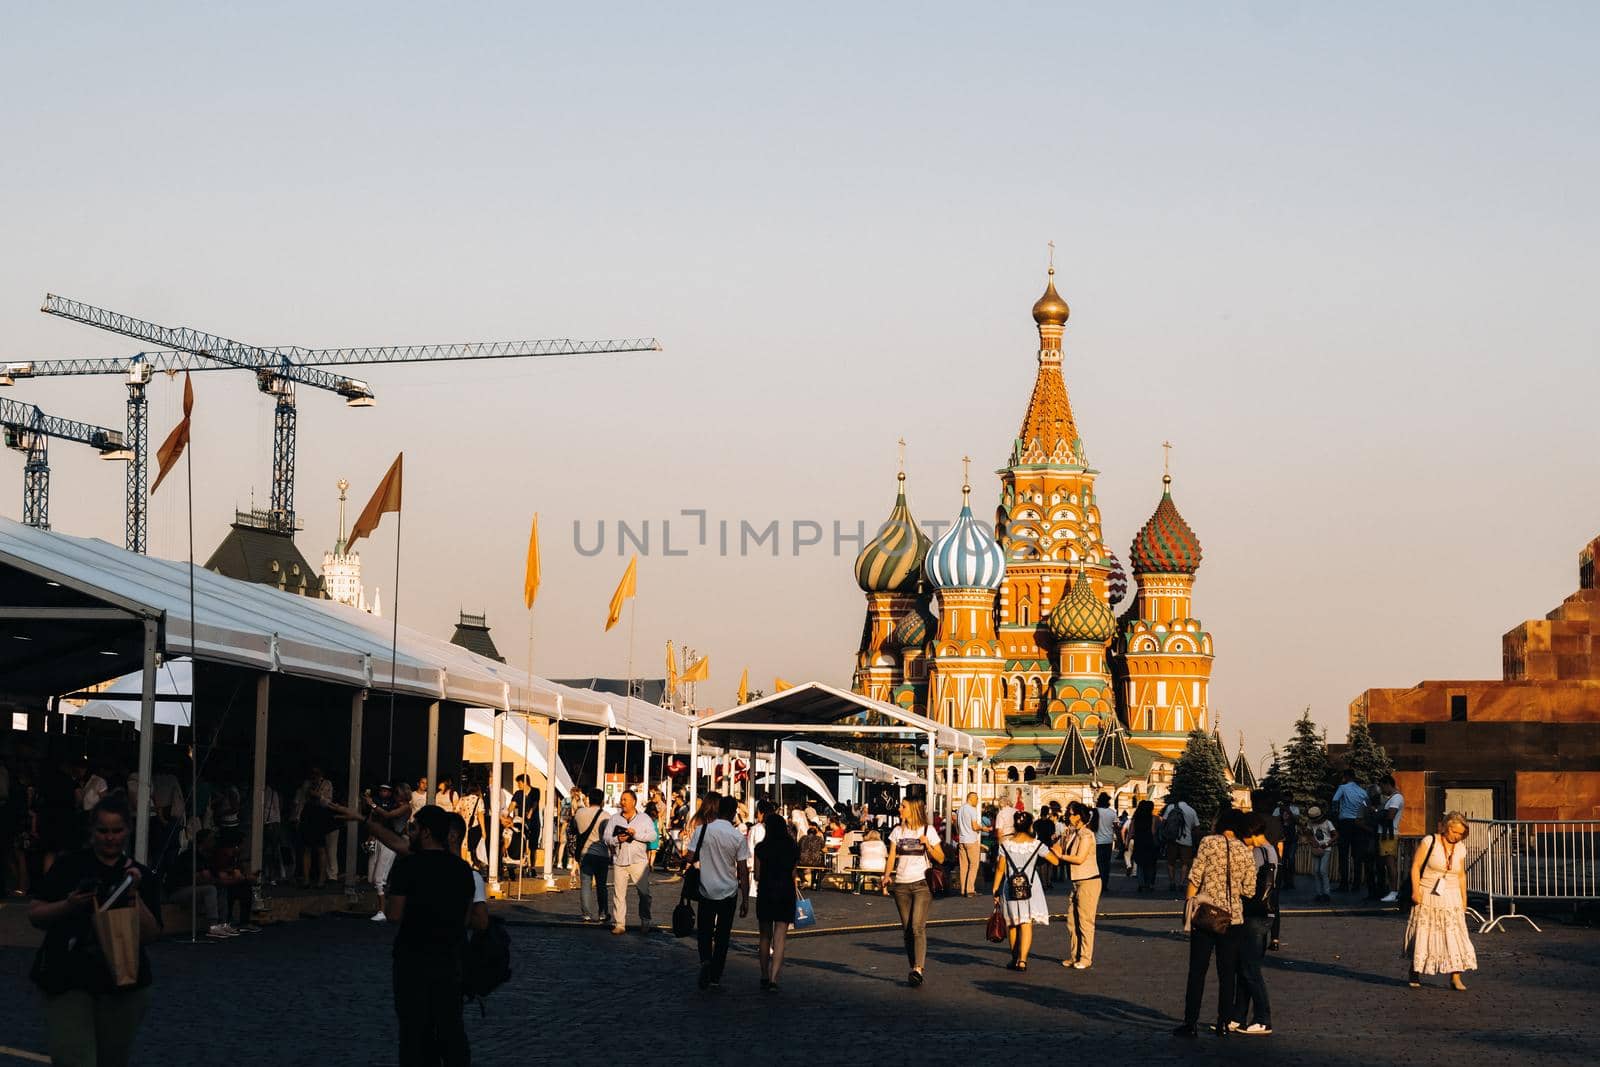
[91,904,141,988]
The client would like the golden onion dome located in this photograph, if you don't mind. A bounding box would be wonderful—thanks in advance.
[1031,268,1070,327]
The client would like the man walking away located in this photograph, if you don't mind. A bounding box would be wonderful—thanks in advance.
[1331,770,1367,893]
[1162,793,1198,892]
[956,792,983,897]
[688,794,749,989]
[572,789,611,924]
[386,805,475,1067]
[606,790,658,934]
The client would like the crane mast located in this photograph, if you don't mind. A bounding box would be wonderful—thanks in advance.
[0,396,130,530]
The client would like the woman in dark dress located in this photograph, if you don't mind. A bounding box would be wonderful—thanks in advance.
[753,806,800,991]
[1132,800,1159,892]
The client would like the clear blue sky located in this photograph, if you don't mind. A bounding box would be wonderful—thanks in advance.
[2,3,1597,765]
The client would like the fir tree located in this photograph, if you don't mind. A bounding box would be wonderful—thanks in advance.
[1259,743,1284,797]
[1344,713,1393,786]
[1280,708,1331,811]
[1170,727,1230,829]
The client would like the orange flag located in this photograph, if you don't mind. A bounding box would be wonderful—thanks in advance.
[773,677,793,692]
[523,514,541,609]
[737,668,749,705]
[149,373,194,495]
[681,654,710,683]
[348,453,403,548]
[665,641,679,689]
[604,554,637,631]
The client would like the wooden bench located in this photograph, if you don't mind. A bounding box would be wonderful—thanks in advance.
[795,866,829,890]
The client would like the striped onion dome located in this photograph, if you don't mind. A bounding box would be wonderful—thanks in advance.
[1130,476,1202,575]
[854,473,931,592]
[1047,568,1116,644]
[924,488,1005,591]
[1104,549,1129,606]
[890,597,937,648]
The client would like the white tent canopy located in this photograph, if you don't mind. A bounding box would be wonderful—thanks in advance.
[786,739,918,784]
[462,707,573,796]
[66,657,193,727]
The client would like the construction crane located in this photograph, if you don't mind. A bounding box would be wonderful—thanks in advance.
[0,395,132,529]
[19,295,661,552]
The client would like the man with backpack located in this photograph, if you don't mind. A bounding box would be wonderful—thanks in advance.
[1160,792,1198,893]
[386,805,475,1067]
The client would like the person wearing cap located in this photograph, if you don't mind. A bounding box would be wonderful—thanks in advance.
[1303,806,1337,903]
[366,782,411,923]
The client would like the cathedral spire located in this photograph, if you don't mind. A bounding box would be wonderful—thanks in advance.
[1017,252,1080,465]
[335,478,350,554]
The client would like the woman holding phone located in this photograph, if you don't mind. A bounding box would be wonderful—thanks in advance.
[881,798,945,987]
[29,797,162,1066]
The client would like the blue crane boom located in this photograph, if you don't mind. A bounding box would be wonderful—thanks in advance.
[0,395,130,530]
[21,295,660,552]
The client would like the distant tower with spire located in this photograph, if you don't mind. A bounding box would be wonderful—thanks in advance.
[321,478,379,614]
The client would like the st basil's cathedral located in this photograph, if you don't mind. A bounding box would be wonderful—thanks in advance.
[850,263,1233,802]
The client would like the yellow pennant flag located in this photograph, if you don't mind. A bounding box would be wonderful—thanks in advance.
[737,668,749,705]
[774,677,793,692]
[150,372,194,495]
[348,453,403,548]
[681,654,710,683]
[604,554,638,632]
[665,640,678,689]
[523,514,541,609]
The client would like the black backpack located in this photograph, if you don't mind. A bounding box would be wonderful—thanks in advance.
[463,917,512,1008]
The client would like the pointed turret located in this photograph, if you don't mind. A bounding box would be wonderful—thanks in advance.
[1232,735,1259,792]
[1016,259,1081,465]
[1047,716,1097,778]
[1093,717,1136,771]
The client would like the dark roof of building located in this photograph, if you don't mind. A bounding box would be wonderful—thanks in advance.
[449,612,504,663]
[1232,748,1259,790]
[1047,718,1097,778]
[1092,720,1136,770]
[993,742,1059,763]
[203,512,325,599]
[554,677,669,706]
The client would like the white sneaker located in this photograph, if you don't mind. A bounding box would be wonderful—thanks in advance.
[1381,892,1399,903]
[370,911,388,922]
[208,924,238,938]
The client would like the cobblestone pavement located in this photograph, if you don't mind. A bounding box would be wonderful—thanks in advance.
[3,875,1597,1066]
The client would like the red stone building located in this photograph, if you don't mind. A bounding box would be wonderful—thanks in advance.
[1352,534,1600,834]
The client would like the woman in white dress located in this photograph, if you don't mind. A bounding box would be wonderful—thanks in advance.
[990,811,1061,971]
[1405,811,1477,991]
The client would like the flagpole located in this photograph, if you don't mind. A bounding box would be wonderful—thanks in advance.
[625,597,636,782]
[185,439,200,943]
[386,508,403,781]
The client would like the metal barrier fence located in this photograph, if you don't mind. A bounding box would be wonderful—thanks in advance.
[1465,818,1600,933]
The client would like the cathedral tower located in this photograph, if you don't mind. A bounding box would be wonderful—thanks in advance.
[1046,566,1117,731]
[852,460,930,704]
[924,467,1006,731]
[994,261,1116,722]
[1123,471,1212,758]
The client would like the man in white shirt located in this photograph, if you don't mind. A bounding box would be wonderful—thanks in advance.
[1378,776,1405,903]
[605,790,658,935]
[955,792,983,897]
[71,760,108,812]
[687,794,749,989]
[1093,793,1118,893]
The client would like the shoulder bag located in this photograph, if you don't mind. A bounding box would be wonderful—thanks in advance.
[1191,839,1234,936]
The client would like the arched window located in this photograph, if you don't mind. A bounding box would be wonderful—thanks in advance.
[1023,766,1036,781]
[1006,766,1019,782]
[1019,600,1032,626]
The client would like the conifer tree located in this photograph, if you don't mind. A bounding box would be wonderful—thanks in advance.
[1280,708,1331,811]
[1170,727,1230,828]
[1344,712,1393,786]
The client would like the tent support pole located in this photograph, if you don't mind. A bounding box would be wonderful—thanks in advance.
[926,732,937,817]
[133,616,158,865]
[595,730,607,798]
[542,703,560,887]
[489,710,504,895]
[688,726,699,822]
[641,738,652,805]
[345,689,365,891]
[774,738,783,811]
[248,674,270,880]
[425,701,439,807]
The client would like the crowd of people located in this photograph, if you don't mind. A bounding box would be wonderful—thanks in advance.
[9,733,1477,1063]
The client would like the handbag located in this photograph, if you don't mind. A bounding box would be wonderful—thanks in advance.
[91,902,142,988]
[925,863,947,895]
[794,891,817,929]
[985,899,1007,943]
[1190,839,1234,936]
